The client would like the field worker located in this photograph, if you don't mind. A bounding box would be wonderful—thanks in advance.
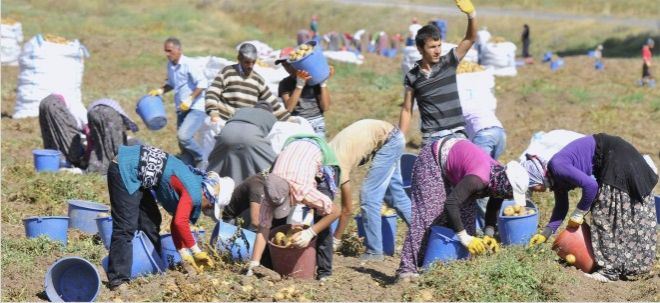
[38,94,87,169]
[106,144,234,290]
[640,38,655,87]
[398,0,477,147]
[220,173,268,231]
[521,24,531,59]
[86,98,140,174]
[207,102,277,184]
[148,37,208,168]
[525,133,658,282]
[329,119,411,260]
[276,47,333,138]
[397,137,529,282]
[205,43,290,124]
[247,135,340,281]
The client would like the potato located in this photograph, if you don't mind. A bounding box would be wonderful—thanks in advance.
[503,206,515,216]
[513,205,523,213]
[565,254,576,265]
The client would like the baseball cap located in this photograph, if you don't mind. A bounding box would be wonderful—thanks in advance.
[264,174,291,219]
[274,47,295,65]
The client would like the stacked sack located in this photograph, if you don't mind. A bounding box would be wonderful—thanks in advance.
[1,18,23,66]
[456,61,498,138]
[13,34,89,122]
[480,36,517,76]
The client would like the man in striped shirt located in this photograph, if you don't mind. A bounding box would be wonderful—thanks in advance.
[205,43,290,123]
[398,0,477,147]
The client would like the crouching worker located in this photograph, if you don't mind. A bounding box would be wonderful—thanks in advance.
[106,144,234,290]
[221,173,268,231]
[525,133,658,282]
[397,137,529,282]
[329,119,411,260]
[246,135,340,281]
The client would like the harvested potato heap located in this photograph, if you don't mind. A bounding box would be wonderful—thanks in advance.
[456,60,486,74]
[288,43,313,62]
[272,226,304,248]
[43,33,70,44]
[1,17,18,25]
[502,204,536,217]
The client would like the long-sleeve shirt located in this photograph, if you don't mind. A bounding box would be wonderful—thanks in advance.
[170,175,195,249]
[258,140,333,228]
[88,98,139,132]
[167,54,207,111]
[545,135,597,232]
[205,64,290,121]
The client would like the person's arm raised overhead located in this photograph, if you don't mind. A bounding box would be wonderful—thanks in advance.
[454,0,477,61]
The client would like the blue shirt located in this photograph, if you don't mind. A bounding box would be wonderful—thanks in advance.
[167,54,207,111]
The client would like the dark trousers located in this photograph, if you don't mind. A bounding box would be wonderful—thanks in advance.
[106,162,162,286]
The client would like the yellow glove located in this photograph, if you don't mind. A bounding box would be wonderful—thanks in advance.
[181,253,201,273]
[149,88,164,96]
[483,236,500,253]
[454,0,475,14]
[179,97,192,112]
[528,234,547,247]
[467,237,487,255]
[193,251,215,270]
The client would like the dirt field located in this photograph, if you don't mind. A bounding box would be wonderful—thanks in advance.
[1,0,659,301]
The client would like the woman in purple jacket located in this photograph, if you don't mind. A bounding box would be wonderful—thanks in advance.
[524,133,658,282]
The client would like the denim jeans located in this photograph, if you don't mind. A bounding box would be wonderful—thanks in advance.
[306,116,326,139]
[360,130,412,255]
[471,126,506,232]
[176,109,206,166]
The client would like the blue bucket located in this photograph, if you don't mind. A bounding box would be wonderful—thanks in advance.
[400,153,417,198]
[354,214,398,256]
[289,40,330,86]
[210,222,256,261]
[550,59,563,71]
[422,226,469,268]
[497,200,539,245]
[102,231,164,279]
[159,230,206,269]
[23,216,69,245]
[45,256,101,302]
[95,216,112,250]
[654,195,659,224]
[136,95,167,131]
[542,51,553,62]
[595,61,604,70]
[33,149,61,172]
[67,200,110,234]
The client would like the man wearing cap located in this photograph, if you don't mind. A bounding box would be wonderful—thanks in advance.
[246,135,341,281]
[148,37,208,168]
[106,144,234,290]
[276,47,333,138]
[205,43,290,124]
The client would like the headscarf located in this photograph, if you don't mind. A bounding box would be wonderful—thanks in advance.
[504,161,529,207]
[522,155,549,188]
[201,171,235,221]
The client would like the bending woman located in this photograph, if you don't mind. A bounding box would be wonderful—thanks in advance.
[525,133,657,282]
[397,137,529,281]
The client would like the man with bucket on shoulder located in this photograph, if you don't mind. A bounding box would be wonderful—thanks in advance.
[106,144,234,290]
[148,37,208,168]
[246,134,341,281]
[329,119,411,261]
[398,0,477,147]
[205,43,290,125]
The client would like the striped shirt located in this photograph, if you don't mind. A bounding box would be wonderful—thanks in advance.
[404,48,465,134]
[258,140,333,229]
[205,64,290,121]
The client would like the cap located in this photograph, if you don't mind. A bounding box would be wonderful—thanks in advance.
[238,43,258,61]
[264,174,291,219]
[275,47,295,65]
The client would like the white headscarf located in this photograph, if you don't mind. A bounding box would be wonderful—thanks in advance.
[505,161,529,207]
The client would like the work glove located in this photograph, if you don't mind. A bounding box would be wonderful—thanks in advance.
[457,230,486,255]
[482,236,500,253]
[295,70,311,89]
[567,208,588,229]
[149,88,164,96]
[193,251,215,270]
[245,260,260,276]
[455,0,475,15]
[332,237,342,252]
[528,227,553,247]
[180,250,201,274]
[291,228,317,248]
[179,96,192,112]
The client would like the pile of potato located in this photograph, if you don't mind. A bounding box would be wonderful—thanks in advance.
[489,36,508,43]
[456,60,485,74]
[1,17,18,25]
[288,43,314,62]
[502,205,536,217]
[44,33,70,44]
[271,226,304,247]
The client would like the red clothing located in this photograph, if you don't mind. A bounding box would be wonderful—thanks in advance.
[642,45,652,63]
[169,175,195,250]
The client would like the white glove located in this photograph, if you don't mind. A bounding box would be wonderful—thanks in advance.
[245,260,260,276]
[484,226,495,238]
[292,228,317,248]
[456,230,474,248]
[332,237,341,251]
